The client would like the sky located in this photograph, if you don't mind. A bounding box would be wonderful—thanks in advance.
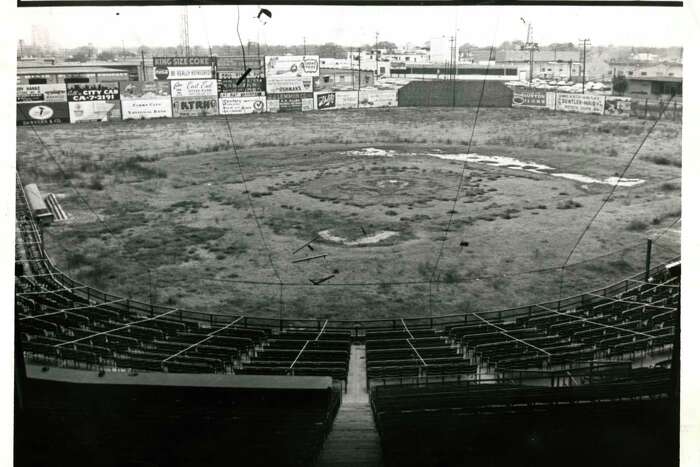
[15,5,689,50]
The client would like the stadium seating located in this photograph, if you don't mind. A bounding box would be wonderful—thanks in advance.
[371,369,677,467]
[17,365,341,467]
[365,324,477,386]
[14,170,681,466]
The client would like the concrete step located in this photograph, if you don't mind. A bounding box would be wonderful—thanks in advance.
[316,345,383,467]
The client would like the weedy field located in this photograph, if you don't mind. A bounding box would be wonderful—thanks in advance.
[16,107,681,320]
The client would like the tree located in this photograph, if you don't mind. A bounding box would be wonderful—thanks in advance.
[612,74,629,95]
[97,50,116,61]
[316,42,346,59]
[545,42,576,51]
[458,43,477,54]
[376,41,397,52]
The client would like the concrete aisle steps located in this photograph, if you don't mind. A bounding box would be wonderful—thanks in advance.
[316,345,383,467]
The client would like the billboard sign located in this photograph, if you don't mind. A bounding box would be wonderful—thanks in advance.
[17,103,70,125]
[512,89,547,108]
[172,97,219,117]
[218,95,266,115]
[217,56,263,69]
[316,91,336,110]
[154,57,215,67]
[154,66,213,80]
[120,81,172,120]
[265,55,319,93]
[604,96,632,116]
[266,92,314,112]
[17,84,67,103]
[555,92,605,115]
[170,79,218,98]
[218,77,265,94]
[67,83,120,102]
[68,100,121,123]
[315,91,358,110]
[359,89,398,108]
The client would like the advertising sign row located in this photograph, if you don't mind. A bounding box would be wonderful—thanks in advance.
[265,55,319,94]
[17,79,400,124]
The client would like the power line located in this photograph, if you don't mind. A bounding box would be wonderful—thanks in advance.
[202,240,649,288]
[557,92,677,298]
[651,216,681,243]
[427,23,500,315]
[201,9,283,291]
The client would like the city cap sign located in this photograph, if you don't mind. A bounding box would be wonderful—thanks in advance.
[66,83,120,102]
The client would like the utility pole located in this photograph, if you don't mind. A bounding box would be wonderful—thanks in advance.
[375,32,379,77]
[450,35,456,107]
[520,18,538,86]
[357,48,361,107]
[141,49,146,81]
[303,36,306,56]
[180,6,190,57]
[579,38,590,94]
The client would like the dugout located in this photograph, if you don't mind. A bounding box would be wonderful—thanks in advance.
[23,184,53,225]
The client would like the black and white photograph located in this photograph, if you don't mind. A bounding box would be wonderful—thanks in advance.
[6,2,699,467]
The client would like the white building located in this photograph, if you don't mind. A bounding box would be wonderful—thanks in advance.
[31,25,50,50]
[429,37,452,64]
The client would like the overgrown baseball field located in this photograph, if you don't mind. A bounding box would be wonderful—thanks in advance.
[16,107,682,320]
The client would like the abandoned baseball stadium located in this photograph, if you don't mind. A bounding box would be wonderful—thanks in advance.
[12,3,690,467]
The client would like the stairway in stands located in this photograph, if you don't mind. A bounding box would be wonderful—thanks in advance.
[316,344,383,467]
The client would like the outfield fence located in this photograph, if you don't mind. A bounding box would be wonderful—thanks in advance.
[16,76,680,126]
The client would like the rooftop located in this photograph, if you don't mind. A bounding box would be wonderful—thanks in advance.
[17,66,130,75]
[628,76,682,83]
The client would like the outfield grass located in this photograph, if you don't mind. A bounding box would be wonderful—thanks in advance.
[17,107,681,320]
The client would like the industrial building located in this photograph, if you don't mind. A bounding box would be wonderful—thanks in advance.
[17,59,149,84]
[626,76,682,98]
[316,67,376,91]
